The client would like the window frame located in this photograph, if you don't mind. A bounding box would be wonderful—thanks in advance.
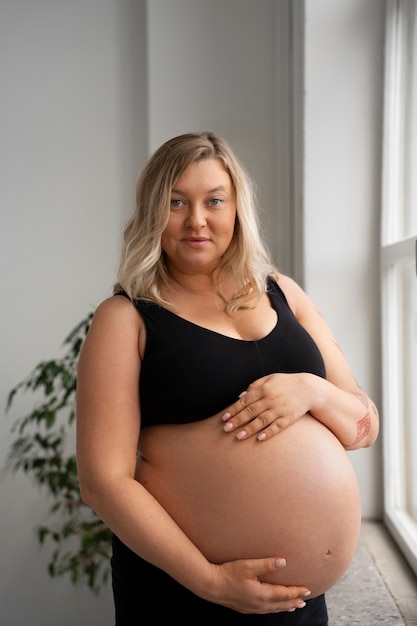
[381,0,417,577]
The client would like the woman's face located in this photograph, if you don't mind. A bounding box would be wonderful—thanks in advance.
[161,158,237,275]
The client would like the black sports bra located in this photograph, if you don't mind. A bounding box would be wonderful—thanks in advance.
[116,277,326,428]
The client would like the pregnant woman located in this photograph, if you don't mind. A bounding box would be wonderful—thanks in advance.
[76,131,379,625]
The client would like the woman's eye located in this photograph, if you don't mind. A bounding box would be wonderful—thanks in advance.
[170,199,184,208]
[209,198,222,207]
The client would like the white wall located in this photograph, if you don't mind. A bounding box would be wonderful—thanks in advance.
[0,1,147,624]
[0,0,384,624]
[146,0,294,268]
[303,0,384,518]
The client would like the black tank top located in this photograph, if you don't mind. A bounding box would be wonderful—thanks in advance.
[116,277,325,428]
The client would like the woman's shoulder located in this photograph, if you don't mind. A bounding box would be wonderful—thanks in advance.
[89,294,144,335]
[269,273,306,316]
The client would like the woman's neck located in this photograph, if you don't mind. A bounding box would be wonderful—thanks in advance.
[168,275,216,295]
[164,263,219,292]
[162,267,236,304]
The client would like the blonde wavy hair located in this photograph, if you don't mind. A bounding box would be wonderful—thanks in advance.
[114,131,276,311]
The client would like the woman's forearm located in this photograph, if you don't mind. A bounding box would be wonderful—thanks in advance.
[80,473,216,596]
[307,374,379,449]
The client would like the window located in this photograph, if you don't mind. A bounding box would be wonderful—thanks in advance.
[381,0,417,576]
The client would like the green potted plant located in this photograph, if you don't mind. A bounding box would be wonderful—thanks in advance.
[4,312,112,593]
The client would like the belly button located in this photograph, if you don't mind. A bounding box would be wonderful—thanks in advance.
[325,548,333,557]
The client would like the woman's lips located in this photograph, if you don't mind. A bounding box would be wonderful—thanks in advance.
[182,237,210,247]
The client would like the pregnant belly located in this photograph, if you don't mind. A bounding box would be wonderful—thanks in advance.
[137,414,361,598]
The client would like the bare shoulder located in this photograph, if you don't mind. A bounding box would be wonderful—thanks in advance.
[92,295,142,328]
[273,273,308,316]
[274,273,333,340]
[80,294,143,361]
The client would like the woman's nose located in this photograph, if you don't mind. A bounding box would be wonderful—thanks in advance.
[185,205,206,229]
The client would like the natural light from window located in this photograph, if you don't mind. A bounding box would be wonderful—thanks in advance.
[381,0,417,578]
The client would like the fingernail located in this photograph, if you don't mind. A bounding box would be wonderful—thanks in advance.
[236,430,246,440]
[303,591,311,597]
[238,391,247,398]
[257,432,266,441]
[274,558,286,567]
[222,412,231,421]
[223,422,234,432]
[287,608,296,613]
[297,601,306,609]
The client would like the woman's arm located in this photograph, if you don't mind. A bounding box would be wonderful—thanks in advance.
[221,274,379,450]
[76,296,310,613]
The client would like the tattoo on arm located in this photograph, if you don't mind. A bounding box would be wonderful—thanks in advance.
[352,393,375,444]
[353,412,371,444]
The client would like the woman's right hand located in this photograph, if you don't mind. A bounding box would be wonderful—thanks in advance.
[203,556,311,614]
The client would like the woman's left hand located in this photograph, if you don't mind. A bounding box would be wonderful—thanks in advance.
[222,373,314,441]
